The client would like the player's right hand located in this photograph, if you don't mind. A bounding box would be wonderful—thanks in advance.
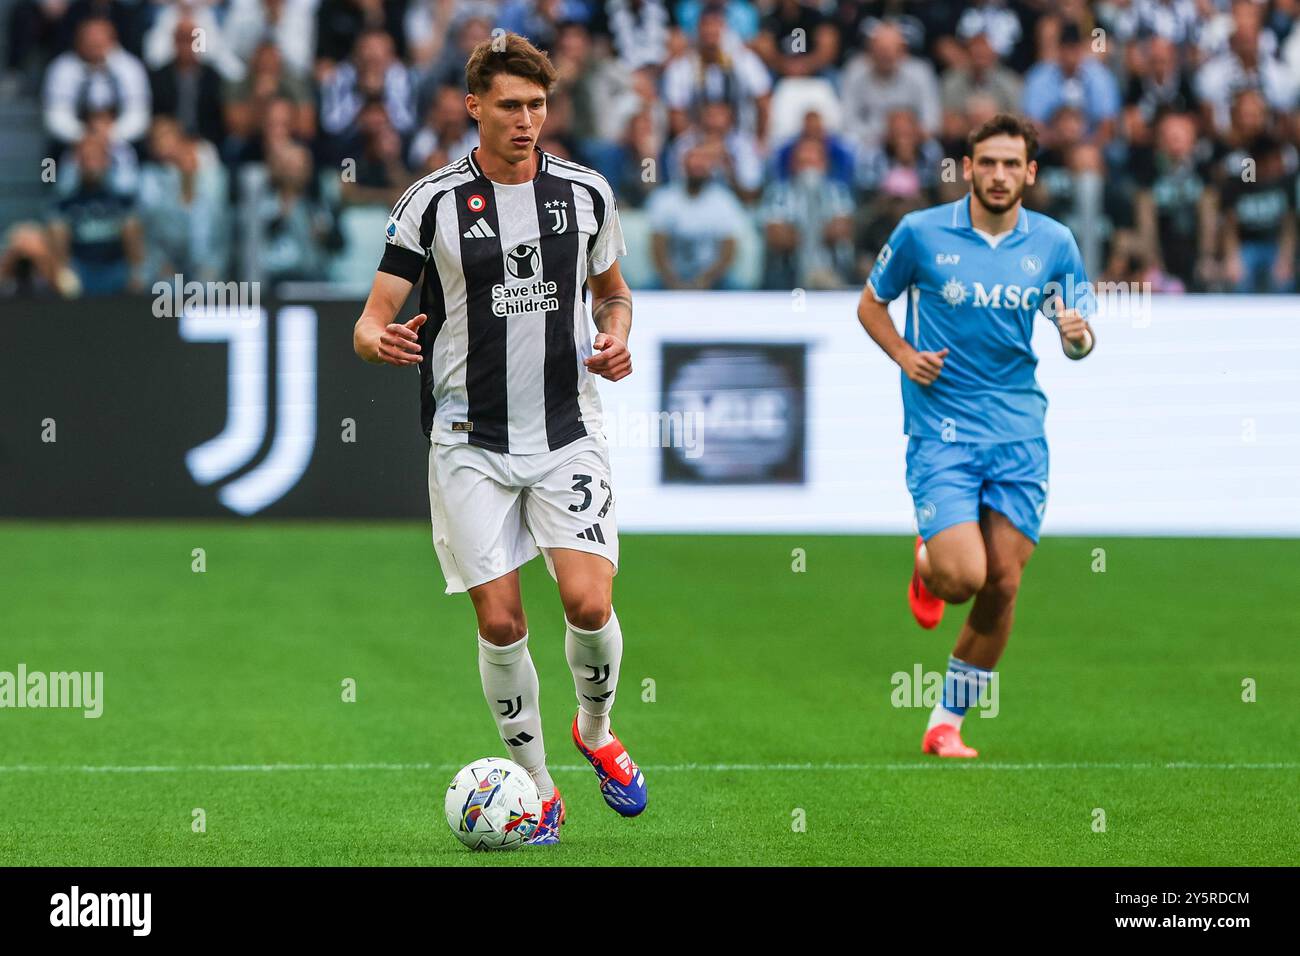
[902,347,948,386]
[375,313,427,367]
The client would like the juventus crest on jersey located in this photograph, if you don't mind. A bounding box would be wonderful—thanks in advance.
[377,146,627,454]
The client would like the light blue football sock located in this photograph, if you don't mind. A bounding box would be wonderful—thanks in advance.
[941,655,993,718]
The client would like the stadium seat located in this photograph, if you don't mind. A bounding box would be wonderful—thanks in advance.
[616,205,762,291]
[236,163,270,282]
[728,209,764,290]
[330,206,391,291]
[767,77,843,146]
[616,207,656,289]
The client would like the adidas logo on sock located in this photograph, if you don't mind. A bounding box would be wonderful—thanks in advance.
[463,218,495,238]
[505,731,534,747]
[577,524,605,544]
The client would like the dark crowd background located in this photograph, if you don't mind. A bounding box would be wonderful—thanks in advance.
[1,0,1298,299]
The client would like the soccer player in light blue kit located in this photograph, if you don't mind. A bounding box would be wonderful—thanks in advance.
[857,114,1096,757]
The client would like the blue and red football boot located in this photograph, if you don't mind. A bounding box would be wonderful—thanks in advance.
[524,787,566,846]
[571,714,647,816]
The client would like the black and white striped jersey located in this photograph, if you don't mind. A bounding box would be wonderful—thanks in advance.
[376,145,626,454]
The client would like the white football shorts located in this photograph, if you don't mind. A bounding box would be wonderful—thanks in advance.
[427,433,620,594]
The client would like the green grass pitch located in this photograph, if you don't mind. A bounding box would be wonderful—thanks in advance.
[1,523,1296,866]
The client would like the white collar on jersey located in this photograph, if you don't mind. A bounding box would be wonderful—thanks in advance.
[953,193,1029,248]
[972,226,1014,248]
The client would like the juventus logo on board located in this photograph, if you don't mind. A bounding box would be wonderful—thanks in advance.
[545,199,568,233]
[181,306,318,516]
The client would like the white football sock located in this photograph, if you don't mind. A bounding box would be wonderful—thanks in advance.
[928,703,965,732]
[477,632,553,799]
[565,607,622,750]
[527,765,555,802]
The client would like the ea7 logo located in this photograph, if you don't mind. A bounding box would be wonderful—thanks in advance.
[936,253,960,264]
[181,306,318,515]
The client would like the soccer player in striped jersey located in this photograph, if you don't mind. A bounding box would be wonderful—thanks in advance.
[857,114,1096,758]
[352,34,646,842]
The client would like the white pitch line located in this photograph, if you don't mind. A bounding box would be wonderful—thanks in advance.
[0,761,1296,774]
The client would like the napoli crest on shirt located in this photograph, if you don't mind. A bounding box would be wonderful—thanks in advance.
[545,199,569,233]
[1021,254,1042,275]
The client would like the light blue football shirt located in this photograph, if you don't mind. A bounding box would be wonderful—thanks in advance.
[868,195,1094,443]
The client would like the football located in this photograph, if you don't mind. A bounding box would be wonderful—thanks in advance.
[444,757,542,850]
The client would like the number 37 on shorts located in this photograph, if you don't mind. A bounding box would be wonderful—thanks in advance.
[427,434,620,593]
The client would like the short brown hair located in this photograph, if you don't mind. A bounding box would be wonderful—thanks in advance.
[464,32,558,96]
[965,113,1039,160]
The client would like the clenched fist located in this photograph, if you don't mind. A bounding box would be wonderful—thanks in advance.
[1052,295,1093,359]
[584,332,632,381]
[370,313,427,367]
[901,346,949,386]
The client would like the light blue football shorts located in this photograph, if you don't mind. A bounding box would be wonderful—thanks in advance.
[905,436,1050,544]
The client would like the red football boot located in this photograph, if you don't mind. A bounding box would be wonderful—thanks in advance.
[922,723,978,758]
[908,536,945,629]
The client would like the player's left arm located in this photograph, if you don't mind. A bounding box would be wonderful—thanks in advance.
[584,181,632,382]
[585,261,633,381]
[1050,232,1097,361]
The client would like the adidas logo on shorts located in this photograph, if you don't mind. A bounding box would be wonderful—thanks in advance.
[577,524,605,544]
